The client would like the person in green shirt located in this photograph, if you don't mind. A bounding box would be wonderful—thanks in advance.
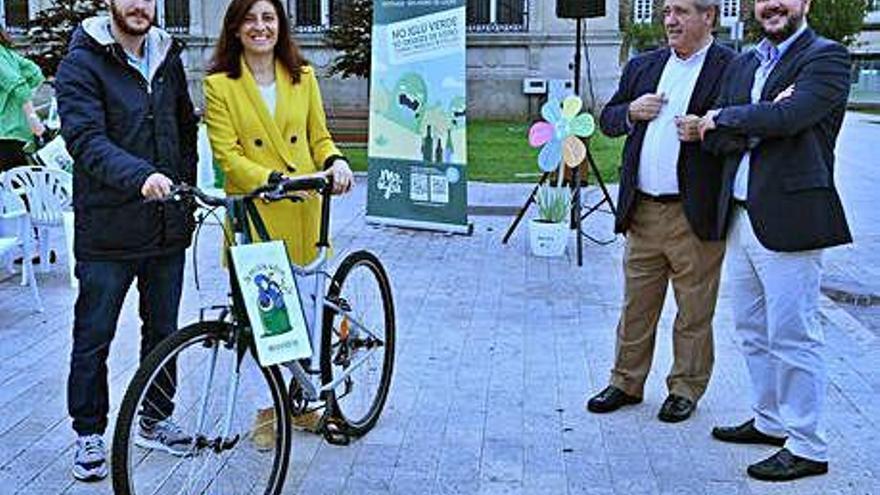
[0,25,45,171]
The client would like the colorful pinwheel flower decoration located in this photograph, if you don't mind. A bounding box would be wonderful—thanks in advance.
[528,96,596,184]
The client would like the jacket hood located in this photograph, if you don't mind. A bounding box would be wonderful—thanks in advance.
[70,16,178,84]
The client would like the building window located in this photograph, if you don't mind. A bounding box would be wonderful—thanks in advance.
[719,0,739,27]
[158,0,190,34]
[633,0,652,24]
[293,0,323,31]
[291,0,527,33]
[467,0,526,33]
[2,0,29,34]
[292,0,351,32]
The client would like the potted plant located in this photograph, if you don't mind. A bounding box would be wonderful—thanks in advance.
[526,96,596,257]
[529,184,570,257]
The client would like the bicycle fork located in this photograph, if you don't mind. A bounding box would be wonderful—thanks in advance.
[192,337,242,454]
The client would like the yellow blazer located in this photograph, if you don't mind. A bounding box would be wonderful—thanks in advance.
[204,60,341,264]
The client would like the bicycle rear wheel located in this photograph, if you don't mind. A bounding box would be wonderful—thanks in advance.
[321,250,395,436]
[112,321,292,495]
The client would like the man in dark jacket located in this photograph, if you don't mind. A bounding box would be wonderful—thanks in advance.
[699,0,850,481]
[585,0,734,423]
[55,0,197,481]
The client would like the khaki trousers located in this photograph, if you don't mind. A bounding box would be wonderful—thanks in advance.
[609,199,724,401]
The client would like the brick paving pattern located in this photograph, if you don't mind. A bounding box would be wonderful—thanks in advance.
[0,112,877,494]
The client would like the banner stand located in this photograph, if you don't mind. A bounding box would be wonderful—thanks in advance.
[366,0,469,233]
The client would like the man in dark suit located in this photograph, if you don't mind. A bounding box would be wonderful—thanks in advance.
[586,0,734,423]
[699,0,851,481]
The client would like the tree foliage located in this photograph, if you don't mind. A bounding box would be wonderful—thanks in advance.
[324,0,373,79]
[619,0,667,56]
[26,0,104,77]
[805,0,868,46]
[741,0,868,46]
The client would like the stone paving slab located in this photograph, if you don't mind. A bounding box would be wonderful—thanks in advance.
[0,113,878,495]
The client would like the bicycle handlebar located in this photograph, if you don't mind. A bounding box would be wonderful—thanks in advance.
[158,174,332,208]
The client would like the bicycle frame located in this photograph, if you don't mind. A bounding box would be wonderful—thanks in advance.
[200,182,383,407]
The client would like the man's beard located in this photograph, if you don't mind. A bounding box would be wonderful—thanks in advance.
[110,0,153,36]
[762,8,804,43]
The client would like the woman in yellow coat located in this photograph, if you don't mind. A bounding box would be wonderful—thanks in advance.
[204,0,353,266]
[204,0,354,438]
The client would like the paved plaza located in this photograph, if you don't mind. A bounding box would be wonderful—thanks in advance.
[0,112,878,494]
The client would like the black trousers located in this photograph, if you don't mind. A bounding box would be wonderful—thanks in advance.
[68,251,185,435]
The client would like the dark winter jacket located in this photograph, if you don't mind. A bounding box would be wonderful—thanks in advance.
[55,17,198,261]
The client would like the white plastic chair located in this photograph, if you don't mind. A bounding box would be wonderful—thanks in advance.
[0,173,43,312]
[3,166,75,288]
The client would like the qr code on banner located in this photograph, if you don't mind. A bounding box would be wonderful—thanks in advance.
[430,174,449,204]
[410,172,429,202]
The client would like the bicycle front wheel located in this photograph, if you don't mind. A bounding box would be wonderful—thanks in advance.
[321,250,395,436]
[112,321,292,495]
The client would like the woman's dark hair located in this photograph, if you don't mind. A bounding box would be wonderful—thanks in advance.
[208,0,308,84]
[0,25,13,47]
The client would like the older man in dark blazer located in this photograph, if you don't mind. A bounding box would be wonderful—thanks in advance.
[586,0,734,423]
[699,0,851,482]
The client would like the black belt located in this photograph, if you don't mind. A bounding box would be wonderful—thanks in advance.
[732,199,748,209]
[637,191,681,203]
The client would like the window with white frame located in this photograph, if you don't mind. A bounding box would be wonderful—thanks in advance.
[292,0,324,31]
[291,0,351,32]
[1,0,29,34]
[719,0,739,27]
[467,0,526,32]
[157,0,190,34]
[632,0,652,24]
[291,0,526,33]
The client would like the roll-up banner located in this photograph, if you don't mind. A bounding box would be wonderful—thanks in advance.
[366,0,470,234]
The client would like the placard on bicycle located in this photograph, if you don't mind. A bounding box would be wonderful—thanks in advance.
[229,240,312,366]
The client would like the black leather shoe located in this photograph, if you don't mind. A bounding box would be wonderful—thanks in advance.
[747,448,828,481]
[586,385,642,413]
[712,419,787,446]
[657,394,695,423]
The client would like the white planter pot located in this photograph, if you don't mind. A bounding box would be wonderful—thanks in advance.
[529,219,568,257]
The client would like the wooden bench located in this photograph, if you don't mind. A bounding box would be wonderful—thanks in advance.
[326,109,369,147]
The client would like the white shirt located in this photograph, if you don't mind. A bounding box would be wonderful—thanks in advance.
[258,82,277,117]
[732,23,809,201]
[637,41,711,195]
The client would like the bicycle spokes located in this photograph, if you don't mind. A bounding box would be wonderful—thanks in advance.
[114,323,290,495]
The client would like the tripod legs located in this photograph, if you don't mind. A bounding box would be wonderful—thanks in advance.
[502,153,617,267]
[502,172,549,245]
[570,149,618,266]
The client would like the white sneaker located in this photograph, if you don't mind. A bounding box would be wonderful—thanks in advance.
[135,418,194,456]
[72,434,108,482]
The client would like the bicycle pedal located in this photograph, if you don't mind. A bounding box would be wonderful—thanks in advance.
[321,418,351,446]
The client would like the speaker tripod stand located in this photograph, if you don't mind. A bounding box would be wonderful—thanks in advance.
[501,17,617,266]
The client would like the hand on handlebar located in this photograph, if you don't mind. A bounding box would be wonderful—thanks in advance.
[141,173,174,200]
[325,159,354,195]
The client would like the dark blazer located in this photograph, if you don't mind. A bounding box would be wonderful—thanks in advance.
[56,26,198,261]
[703,28,852,252]
[600,42,735,241]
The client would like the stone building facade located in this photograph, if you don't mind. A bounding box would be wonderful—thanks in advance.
[2,0,624,119]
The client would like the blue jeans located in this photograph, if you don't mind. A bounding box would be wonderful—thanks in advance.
[67,251,184,436]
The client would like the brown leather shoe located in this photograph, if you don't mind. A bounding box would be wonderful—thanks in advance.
[251,407,276,452]
[712,418,787,446]
[747,448,828,481]
[586,385,642,413]
[657,394,695,423]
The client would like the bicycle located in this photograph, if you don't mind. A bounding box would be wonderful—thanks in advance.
[110,175,396,495]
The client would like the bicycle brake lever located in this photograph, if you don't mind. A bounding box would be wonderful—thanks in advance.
[258,190,305,203]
